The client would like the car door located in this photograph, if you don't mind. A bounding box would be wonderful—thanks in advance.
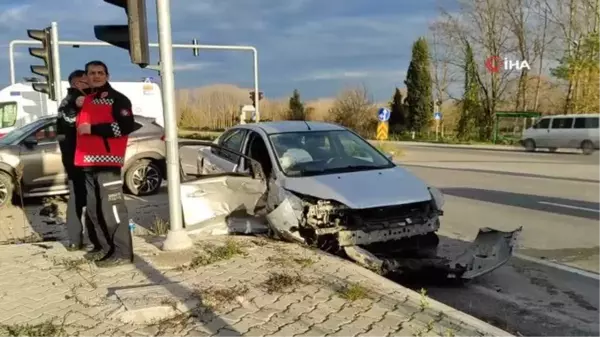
[547,117,574,148]
[19,120,67,191]
[202,128,248,174]
[527,117,551,147]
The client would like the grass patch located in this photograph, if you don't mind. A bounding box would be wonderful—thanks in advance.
[336,283,369,301]
[261,272,306,293]
[419,288,430,311]
[150,216,169,236]
[51,257,91,272]
[200,284,249,307]
[0,320,67,337]
[267,255,315,268]
[189,239,247,268]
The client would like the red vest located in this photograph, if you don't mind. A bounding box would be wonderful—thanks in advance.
[74,94,129,168]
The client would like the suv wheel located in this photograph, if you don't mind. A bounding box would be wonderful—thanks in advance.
[0,172,14,208]
[125,159,163,196]
[523,139,536,152]
[581,140,595,155]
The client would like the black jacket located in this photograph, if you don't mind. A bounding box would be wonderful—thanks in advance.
[57,87,91,175]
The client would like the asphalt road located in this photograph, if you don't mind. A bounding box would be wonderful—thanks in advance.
[398,144,599,336]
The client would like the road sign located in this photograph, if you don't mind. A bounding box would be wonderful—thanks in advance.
[378,107,391,122]
[434,111,442,120]
[376,122,389,141]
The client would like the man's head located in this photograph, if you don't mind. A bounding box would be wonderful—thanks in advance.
[68,70,88,91]
[85,60,109,88]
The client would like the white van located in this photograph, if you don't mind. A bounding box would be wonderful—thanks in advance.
[521,113,599,155]
[0,80,164,136]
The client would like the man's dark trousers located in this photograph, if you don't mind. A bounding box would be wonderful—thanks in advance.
[84,167,133,261]
[65,167,102,248]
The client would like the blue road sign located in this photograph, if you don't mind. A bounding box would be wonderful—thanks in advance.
[434,112,442,120]
[378,107,391,122]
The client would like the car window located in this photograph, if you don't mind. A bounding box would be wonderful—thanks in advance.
[269,130,393,177]
[551,118,573,129]
[533,118,550,129]
[572,117,598,129]
[33,123,58,143]
[243,131,273,175]
[0,102,17,128]
[218,129,246,162]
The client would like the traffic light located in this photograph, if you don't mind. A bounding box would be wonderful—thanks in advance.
[249,91,264,107]
[27,27,56,101]
[94,0,150,67]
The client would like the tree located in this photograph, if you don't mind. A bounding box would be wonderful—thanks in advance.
[286,89,306,120]
[388,88,408,132]
[456,42,480,140]
[404,37,433,134]
[328,85,376,137]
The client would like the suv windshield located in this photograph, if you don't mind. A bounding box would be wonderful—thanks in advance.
[269,130,394,177]
[0,120,44,145]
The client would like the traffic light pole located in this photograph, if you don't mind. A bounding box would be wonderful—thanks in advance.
[155,0,192,251]
[50,22,62,102]
[8,40,260,119]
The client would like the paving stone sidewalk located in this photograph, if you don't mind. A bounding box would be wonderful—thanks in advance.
[0,233,511,337]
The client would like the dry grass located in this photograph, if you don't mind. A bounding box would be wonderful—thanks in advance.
[150,216,169,236]
[261,272,306,293]
[336,282,370,301]
[187,239,248,268]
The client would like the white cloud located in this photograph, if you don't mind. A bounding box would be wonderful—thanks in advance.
[296,69,406,81]
[173,62,214,72]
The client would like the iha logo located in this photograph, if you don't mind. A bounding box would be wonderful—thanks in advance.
[485,56,530,73]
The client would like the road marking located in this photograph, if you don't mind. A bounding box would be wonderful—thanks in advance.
[126,194,147,202]
[514,253,600,280]
[538,201,600,213]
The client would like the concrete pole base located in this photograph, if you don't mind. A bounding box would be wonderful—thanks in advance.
[161,229,193,251]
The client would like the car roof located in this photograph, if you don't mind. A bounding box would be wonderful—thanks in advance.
[238,121,347,135]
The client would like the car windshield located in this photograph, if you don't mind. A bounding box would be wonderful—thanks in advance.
[269,130,394,177]
[0,120,43,145]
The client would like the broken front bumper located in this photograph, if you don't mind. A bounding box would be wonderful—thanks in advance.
[344,226,523,280]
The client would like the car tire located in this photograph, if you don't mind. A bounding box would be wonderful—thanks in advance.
[581,140,595,155]
[0,172,14,208]
[124,159,163,196]
[523,139,536,152]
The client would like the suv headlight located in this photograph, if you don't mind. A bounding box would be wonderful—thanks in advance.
[428,186,445,210]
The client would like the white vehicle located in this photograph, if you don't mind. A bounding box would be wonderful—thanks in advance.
[521,114,599,155]
[0,80,164,136]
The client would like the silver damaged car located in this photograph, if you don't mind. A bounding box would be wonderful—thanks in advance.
[178,121,522,280]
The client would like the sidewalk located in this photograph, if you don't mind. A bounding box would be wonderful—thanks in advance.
[0,232,511,336]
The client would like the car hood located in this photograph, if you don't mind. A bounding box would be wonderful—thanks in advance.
[281,166,432,209]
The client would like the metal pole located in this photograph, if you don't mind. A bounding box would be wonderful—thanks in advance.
[50,22,62,102]
[253,49,260,122]
[156,0,192,251]
[8,41,260,107]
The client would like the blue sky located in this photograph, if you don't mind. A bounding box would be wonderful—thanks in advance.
[0,0,457,101]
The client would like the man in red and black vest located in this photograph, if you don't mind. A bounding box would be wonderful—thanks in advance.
[75,60,135,267]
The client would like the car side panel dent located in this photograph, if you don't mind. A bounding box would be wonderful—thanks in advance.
[266,193,306,244]
[180,174,269,235]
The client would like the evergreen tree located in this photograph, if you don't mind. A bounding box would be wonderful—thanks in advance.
[404,37,433,134]
[456,42,480,140]
[388,88,407,132]
[287,89,306,120]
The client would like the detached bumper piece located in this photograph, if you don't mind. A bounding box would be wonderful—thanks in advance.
[344,226,523,280]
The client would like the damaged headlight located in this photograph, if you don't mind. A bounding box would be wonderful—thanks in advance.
[428,186,445,210]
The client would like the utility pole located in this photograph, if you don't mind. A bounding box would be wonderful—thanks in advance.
[155,0,192,251]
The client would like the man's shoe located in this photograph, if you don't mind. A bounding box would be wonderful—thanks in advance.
[87,246,103,253]
[84,250,105,261]
[95,257,132,268]
[66,243,84,252]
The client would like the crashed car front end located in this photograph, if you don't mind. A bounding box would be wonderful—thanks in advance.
[266,187,521,280]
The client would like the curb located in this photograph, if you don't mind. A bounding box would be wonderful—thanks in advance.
[311,248,514,336]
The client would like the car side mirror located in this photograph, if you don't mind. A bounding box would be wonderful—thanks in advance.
[23,136,38,149]
[385,152,394,161]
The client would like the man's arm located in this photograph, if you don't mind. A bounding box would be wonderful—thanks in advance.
[90,94,135,138]
[56,93,79,136]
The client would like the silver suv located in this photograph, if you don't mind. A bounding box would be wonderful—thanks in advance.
[0,115,166,207]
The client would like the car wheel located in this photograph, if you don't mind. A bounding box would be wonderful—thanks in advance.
[524,139,536,152]
[125,159,163,196]
[0,172,14,208]
[581,140,594,155]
